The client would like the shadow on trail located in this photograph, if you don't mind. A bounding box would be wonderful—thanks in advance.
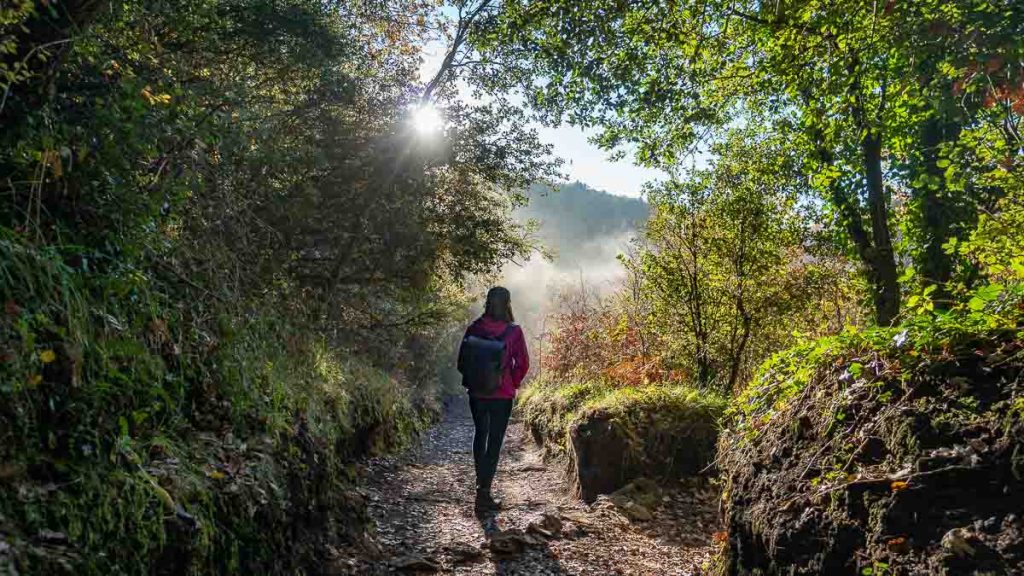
[475,509,569,575]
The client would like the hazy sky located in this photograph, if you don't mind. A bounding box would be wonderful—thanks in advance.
[418,38,664,199]
[533,125,665,199]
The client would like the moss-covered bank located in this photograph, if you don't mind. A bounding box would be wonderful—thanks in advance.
[518,378,726,501]
[0,236,436,575]
[719,323,1024,575]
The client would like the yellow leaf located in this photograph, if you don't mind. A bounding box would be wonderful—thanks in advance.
[39,349,56,364]
[890,480,909,492]
[141,86,171,105]
[207,470,226,480]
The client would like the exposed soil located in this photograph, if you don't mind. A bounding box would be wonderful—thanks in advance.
[327,397,721,575]
[719,338,1024,575]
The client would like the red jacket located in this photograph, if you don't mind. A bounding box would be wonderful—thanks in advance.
[461,316,529,399]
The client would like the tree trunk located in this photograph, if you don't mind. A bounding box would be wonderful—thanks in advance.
[808,126,891,326]
[861,132,900,325]
[915,114,962,306]
[726,309,751,393]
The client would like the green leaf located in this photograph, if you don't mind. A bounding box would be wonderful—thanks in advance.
[1010,259,1024,278]
[976,283,1004,301]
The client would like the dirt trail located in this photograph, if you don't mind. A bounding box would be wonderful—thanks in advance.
[334,397,720,575]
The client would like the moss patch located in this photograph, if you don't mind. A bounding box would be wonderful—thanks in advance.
[518,377,726,500]
[0,235,435,575]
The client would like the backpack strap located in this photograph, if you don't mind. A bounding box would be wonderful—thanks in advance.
[499,323,517,342]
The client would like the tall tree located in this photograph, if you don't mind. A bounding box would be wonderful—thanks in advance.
[888,0,1023,301]
[472,0,1023,325]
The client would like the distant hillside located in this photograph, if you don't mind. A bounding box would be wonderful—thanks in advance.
[517,182,648,260]
[500,181,649,337]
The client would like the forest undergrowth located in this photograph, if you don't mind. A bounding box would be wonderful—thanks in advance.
[720,318,1024,574]
[1,230,431,574]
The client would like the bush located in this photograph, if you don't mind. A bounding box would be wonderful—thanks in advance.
[0,233,433,575]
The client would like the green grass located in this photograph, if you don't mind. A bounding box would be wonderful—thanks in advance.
[518,376,727,457]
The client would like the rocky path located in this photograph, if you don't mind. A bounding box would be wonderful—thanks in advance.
[332,397,721,575]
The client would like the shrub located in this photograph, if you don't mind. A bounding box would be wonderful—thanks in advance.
[0,233,431,575]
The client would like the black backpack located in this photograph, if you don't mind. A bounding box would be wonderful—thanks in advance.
[458,323,517,396]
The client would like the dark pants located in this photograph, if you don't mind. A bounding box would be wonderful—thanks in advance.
[468,397,513,491]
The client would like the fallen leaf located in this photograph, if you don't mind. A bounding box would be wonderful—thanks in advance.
[40,150,62,177]
[890,480,909,492]
[39,349,56,364]
[887,536,910,554]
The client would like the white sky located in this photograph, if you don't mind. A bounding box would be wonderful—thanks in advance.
[418,37,664,199]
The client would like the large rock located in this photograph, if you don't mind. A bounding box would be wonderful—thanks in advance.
[570,413,631,502]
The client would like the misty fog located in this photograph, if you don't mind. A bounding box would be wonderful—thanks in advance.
[498,182,649,350]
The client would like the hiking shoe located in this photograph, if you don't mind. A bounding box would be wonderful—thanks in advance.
[475,490,501,511]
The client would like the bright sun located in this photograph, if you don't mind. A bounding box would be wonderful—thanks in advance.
[411,104,444,135]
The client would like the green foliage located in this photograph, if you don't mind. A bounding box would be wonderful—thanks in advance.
[731,299,1023,441]
[0,1,41,102]
[474,0,1023,325]
[950,186,1024,285]
[635,130,862,391]
[0,232,429,574]
[534,131,864,404]
[899,184,1024,327]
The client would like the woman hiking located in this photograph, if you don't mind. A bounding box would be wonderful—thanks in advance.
[457,287,529,512]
